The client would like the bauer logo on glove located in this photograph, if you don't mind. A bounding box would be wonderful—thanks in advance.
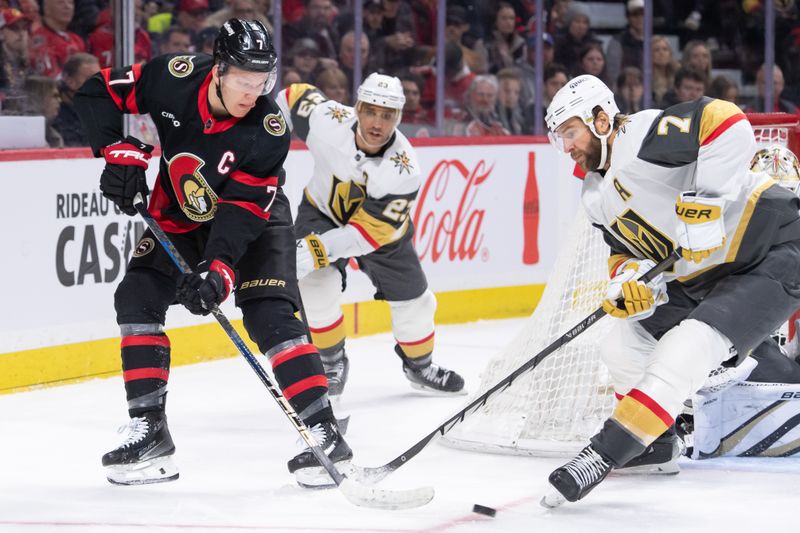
[675,192,726,264]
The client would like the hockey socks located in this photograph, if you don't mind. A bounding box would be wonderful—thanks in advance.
[266,338,333,426]
[119,328,170,416]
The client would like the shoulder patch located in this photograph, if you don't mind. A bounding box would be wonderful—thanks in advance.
[167,55,195,78]
[263,113,286,136]
[325,105,351,123]
[390,150,413,175]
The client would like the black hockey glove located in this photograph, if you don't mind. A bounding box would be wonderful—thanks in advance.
[100,136,154,216]
[176,260,235,316]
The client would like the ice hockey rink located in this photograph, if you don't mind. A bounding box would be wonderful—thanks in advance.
[1,317,798,533]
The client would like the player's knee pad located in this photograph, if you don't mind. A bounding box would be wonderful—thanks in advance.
[114,268,174,325]
[600,321,658,397]
[390,289,436,340]
[240,297,308,354]
[298,266,344,328]
[638,318,733,417]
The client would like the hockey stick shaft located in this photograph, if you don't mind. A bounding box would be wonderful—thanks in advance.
[354,249,682,483]
[132,195,433,508]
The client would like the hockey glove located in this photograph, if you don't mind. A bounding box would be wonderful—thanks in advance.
[176,260,235,315]
[100,136,154,216]
[602,258,668,320]
[296,234,330,279]
[675,192,725,264]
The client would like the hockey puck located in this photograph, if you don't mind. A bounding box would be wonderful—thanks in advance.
[472,504,497,517]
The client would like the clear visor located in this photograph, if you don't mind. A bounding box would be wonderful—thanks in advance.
[547,123,582,153]
[220,67,278,96]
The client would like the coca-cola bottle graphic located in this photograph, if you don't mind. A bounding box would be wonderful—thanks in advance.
[522,151,539,264]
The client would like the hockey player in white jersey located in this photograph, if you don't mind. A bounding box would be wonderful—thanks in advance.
[276,73,465,403]
[675,144,800,460]
[541,75,800,507]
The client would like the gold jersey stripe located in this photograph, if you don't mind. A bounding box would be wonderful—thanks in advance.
[397,333,435,359]
[348,208,408,247]
[698,99,746,145]
[725,178,776,262]
[286,83,317,109]
[309,316,346,350]
[612,394,671,444]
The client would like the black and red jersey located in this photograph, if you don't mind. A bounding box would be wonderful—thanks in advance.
[75,53,291,268]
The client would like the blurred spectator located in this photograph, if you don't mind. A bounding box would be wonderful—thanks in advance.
[206,0,272,32]
[495,67,524,135]
[69,0,104,39]
[452,74,509,136]
[0,8,32,107]
[53,52,98,146]
[546,0,572,36]
[746,64,799,114]
[516,32,554,108]
[681,39,712,81]
[22,75,63,146]
[315,66,349,104]
[88,1,153,68]
[174,0,211,40]
[614,66,644,114]
[605,0,644,90]
[651,35,679,106]
[553,1,599,76]
[523,62,568,133]
[281,67,303,88]
[576,41,608,85]
[284,0,339,61]
[443,5,487,74]
[17,0,41,32]
[290,38,324,84]
[159,26,193,54]
[418,41,475,120]
[661,66,707,107]
[409,0,435,47]
[708,74,740,106]
[362,0,385,44]
[485,2,525,74]
[30,0,87,78]
[378,0,417,73]
[196,26,218,54]
[397,68,433,137]
[338,30,370,88]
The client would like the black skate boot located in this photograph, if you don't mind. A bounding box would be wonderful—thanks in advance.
[541,445,613,508]
[617,426,682,474]
[396,345,466,395]
[320,348,349,397]
[287,420,353,488]
[102,410,178,485]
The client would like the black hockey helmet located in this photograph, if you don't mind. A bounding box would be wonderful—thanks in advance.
[213,18,277,74]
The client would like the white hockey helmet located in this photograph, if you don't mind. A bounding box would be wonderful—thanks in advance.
[546,74,620,170]
[356,72,406,111]
[750,144,800,194]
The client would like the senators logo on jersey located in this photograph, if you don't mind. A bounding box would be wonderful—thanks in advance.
[328,176,366,224]
[167,153,219,222]
[168,55,195,78]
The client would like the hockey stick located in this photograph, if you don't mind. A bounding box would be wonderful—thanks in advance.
[132,194,433,510]
[351,250,682,485]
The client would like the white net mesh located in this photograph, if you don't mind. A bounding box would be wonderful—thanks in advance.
[443,115,798,457]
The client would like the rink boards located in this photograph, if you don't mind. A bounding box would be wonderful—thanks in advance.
[0,136,579,392]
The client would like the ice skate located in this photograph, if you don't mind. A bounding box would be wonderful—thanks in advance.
[320,348,351,433]
[541,445,613,508]
[396,345,466,395]
[616,428,682,475]
[102,411,178,485]
[287,420,353,488]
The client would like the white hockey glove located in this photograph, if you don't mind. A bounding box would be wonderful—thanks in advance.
[296,234,330,279]
[675,192,726,264]
[602,258,668,320]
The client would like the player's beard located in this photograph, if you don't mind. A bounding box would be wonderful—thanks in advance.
[577,135,603,172]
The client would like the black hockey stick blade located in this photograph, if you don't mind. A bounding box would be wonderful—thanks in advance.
[351,249,682,485]
[132,194,433,510]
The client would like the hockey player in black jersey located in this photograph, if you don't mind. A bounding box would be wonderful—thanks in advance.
[75,19,350,488]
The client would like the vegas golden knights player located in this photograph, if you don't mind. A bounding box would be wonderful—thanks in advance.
[75,19,349,488]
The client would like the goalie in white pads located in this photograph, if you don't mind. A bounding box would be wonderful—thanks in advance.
[276,73,465,403]
[541,75,800,507]
[677,145,800,459]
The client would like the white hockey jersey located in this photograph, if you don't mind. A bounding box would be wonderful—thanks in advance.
[582,97,777,284]
[276,83,421,257]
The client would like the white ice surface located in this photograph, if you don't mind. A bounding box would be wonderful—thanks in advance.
[1,318,797,532]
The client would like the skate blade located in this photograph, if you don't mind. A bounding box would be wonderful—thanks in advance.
[295,460,353,489]
[615,459,680,475]
[408,382,468,396]
[540,489,567,509]
[106,456,179,486]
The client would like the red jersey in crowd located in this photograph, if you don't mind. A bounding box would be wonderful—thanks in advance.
[88,9,152,68]
[31,22,86,78]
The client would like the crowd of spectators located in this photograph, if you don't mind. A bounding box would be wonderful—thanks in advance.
[0,0,799,146]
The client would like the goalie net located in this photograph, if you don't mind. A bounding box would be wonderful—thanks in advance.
[442,112,800,457]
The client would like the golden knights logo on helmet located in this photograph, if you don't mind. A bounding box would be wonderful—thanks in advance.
[750,144,800,194]
[167,153,219,222]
